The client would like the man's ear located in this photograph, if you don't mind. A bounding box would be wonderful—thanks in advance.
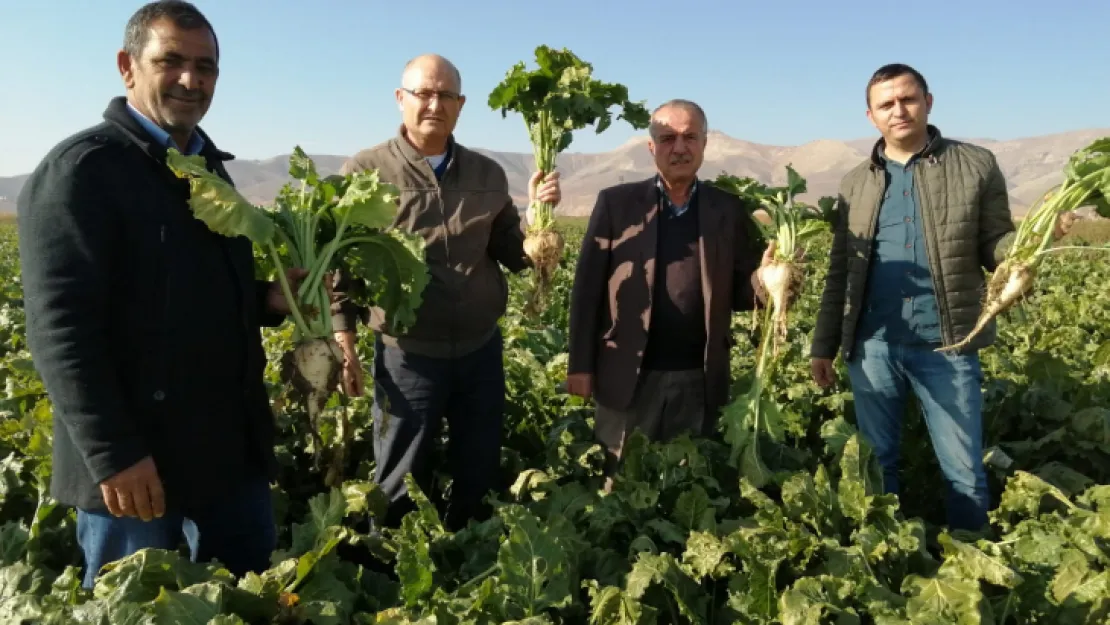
[118,50,136,88]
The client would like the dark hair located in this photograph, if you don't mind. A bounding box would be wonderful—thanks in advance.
[123,1,218,60]
[650,99,709,137]
[866,63,928,107]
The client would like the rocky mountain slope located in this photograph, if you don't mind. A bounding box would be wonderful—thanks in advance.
[3,128,1106,217]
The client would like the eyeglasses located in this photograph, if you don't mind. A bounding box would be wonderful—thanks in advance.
[401,87,461,102]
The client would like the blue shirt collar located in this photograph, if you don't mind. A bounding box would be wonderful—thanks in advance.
[125,101,206,155]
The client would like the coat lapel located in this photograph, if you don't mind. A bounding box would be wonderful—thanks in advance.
[698,183,727,333]
[639,181,661,332]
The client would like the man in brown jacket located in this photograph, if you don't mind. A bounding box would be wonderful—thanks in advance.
[330,54,561,531]
[810,63,1070,532]
[566,99,771,477]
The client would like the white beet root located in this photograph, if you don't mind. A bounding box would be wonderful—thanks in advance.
[524,229,564,273]
[759,260,803,350]
[280,337,343,463]
[938,260,1035,353]
[522,229,565,316]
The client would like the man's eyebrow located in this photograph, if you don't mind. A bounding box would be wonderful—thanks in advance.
[158,51,217,64]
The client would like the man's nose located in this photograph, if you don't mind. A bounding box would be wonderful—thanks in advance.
[179,68,199,91]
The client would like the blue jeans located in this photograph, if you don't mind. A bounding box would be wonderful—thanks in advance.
[76,475,275,589]
[371,329,505,532]
[846,338,989,531]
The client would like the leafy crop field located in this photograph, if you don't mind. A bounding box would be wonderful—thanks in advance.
[0,208,1108,623]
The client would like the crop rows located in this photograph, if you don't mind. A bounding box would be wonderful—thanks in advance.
[0,212,1106,623]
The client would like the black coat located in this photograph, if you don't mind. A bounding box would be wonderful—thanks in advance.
[17,97,284,512]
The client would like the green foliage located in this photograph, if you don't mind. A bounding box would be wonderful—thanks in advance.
[0,191,1108,623]
[488,44,650,234]
[167,150,278,245]
[1012,136,1110,260]
[488,44,651,173]
[168,147,427,341]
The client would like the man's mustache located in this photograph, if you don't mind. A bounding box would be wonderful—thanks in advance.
[165,87,206,102]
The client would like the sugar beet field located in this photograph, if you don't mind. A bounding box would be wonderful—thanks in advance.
[0,183,1107,623]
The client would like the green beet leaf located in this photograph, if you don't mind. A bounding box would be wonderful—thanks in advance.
[333,168,401,231]
[488,44,650,235]
[343,230,429,336]
[166,149,275,245]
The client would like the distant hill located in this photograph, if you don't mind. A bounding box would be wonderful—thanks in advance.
[0,174,27,214]
[3,128,1107,218]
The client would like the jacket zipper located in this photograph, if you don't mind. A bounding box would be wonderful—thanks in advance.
[914,159,954,347]
[850,170,884,361]
[437,185,456,354]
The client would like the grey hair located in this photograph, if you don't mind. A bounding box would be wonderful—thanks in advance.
[123,0,218,60]
[650,99,709,138]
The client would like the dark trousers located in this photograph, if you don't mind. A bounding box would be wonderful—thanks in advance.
[75,474,275,589]
[594,368,706,488]
[371,329,505,531]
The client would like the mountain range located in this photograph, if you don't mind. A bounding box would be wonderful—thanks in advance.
[2,127,1107,217]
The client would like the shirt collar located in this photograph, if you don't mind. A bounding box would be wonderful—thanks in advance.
[655,174,698,216]
[126,101,206,155]
[877,128,939,168]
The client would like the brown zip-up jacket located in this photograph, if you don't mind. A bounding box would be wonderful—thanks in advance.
[811,126,1016,362]
[331,126,530,358]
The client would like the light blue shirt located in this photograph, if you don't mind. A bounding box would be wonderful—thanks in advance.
[125,102,205,155]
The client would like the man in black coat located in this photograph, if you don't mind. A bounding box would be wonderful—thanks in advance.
[17,1,298,588]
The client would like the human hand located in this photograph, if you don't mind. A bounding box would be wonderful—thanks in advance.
[752,241,777,304]
[100,456,165,521]
[566,373,593,400]
[528,170,562,211]
[1052,211,1076,240]
[334,330,364,397]
[265,268,311,316]
[811,358,836,389]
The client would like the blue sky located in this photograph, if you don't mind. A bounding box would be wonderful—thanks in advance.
[2,0,1107,176]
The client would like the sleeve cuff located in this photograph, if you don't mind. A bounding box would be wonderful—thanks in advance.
[809,343,839,360]
[84,438,150,485]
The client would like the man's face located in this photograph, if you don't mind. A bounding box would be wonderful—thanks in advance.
[648,106,706,182]
[118,18,218,136]
[866,74,932,144]
[395,62,466,145]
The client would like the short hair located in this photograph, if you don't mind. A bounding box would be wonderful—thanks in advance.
[650,99,709,138]
[123,1,218,60]
[402,54,463,93]
[866,63,928,107]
